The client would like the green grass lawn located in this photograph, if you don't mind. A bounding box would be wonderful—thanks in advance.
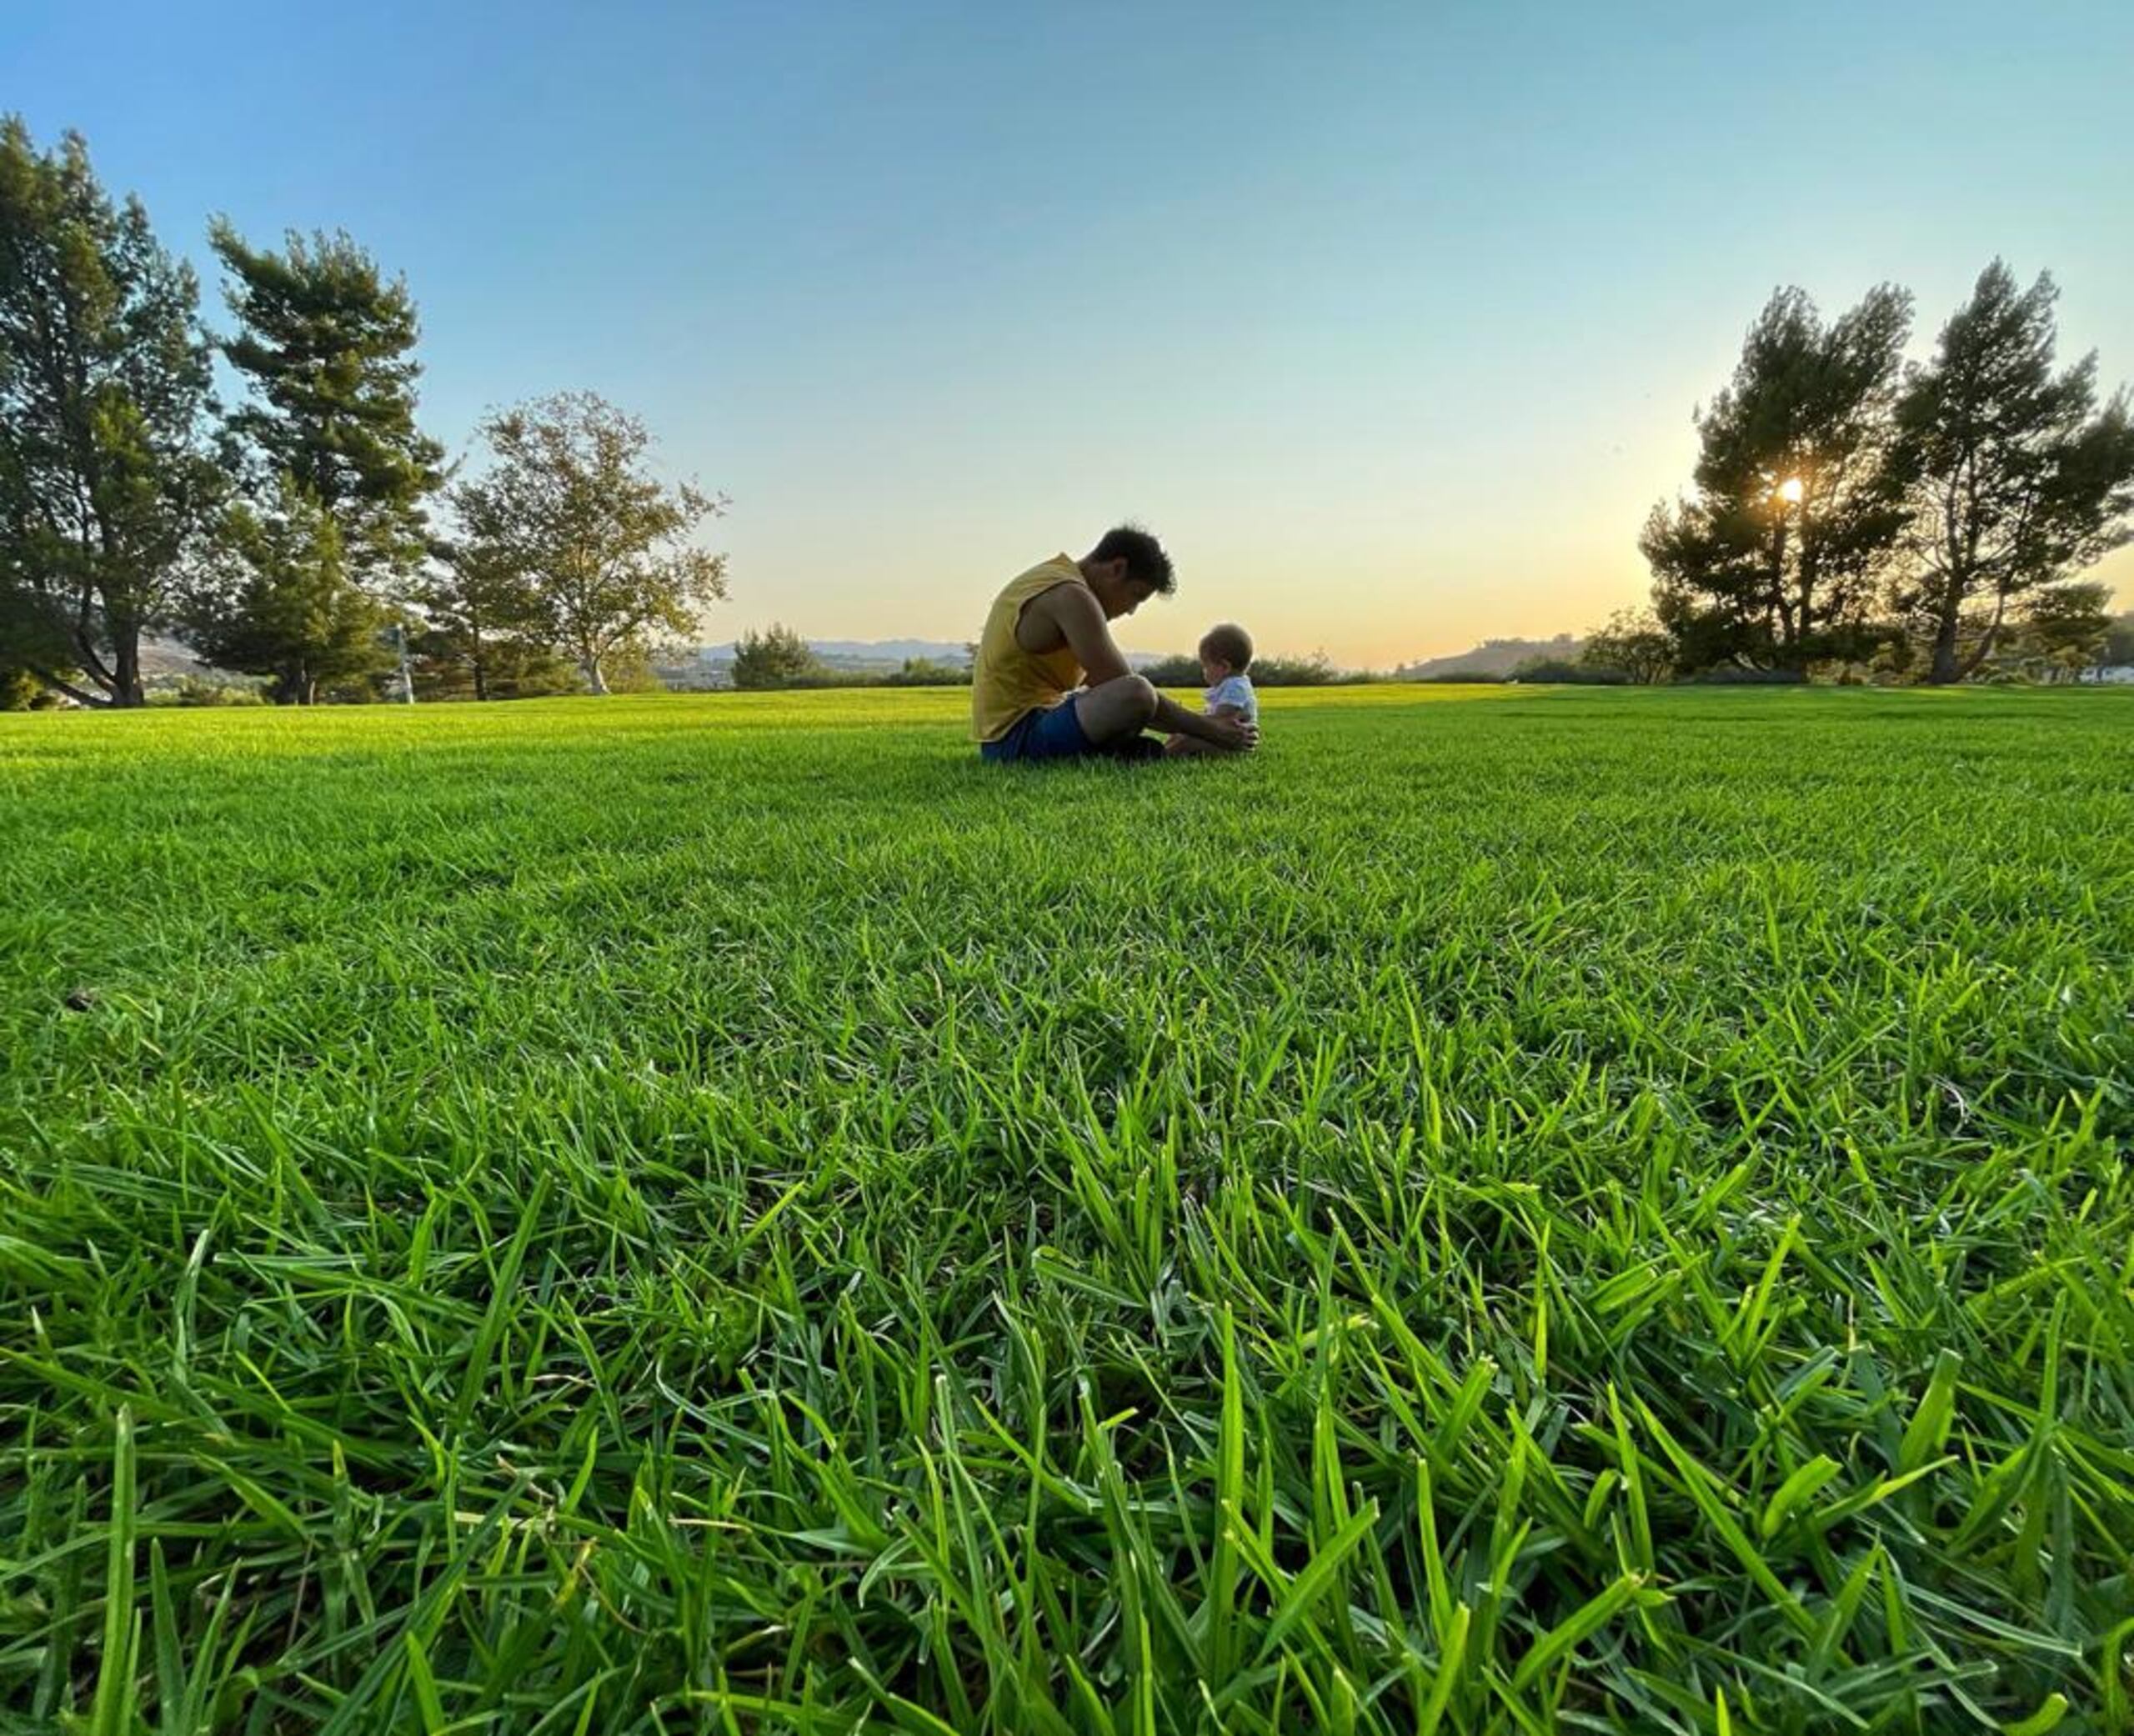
[3,684,2131,1733]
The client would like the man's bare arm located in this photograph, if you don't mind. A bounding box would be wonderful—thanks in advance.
[1034,585,1254,749]
[1036,584,1135,686]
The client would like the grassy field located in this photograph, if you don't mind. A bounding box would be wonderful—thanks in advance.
[3,684,2131,1734]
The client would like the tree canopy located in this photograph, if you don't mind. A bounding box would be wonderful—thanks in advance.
[0,118,220,706]
[181,477,393,704]
[212,223,444,588]
[1642,285,1912,673]
[1888,263,2134,683]
[453,393,727,695]
[730,623,823,689]
[1579,608,1675,684]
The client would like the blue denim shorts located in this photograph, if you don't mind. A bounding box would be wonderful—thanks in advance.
[980,698,1163,764]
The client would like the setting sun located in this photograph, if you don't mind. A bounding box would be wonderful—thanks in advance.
[1777,476,1806,504]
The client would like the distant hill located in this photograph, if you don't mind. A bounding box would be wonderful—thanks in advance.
[1399,634,1584,679]
[140,634,213,678]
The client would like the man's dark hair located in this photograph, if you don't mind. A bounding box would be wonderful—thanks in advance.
[1089,524,1175,594]
[1200,622,1253,673]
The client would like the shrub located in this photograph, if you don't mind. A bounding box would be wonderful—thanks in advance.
[173,674,266,707]
[880,658,971,688]
[1252,653,1345,687]
[1510,658,1628,685]
[1687,666,1810,685]
[1140,653,1204,688]
[732,624,826,689]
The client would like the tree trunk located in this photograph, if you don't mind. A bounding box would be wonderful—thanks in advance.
[1768,524,1792,658]
[66,608,123,704]
[1953,589,2011,683]
[1927,585,1964,685]
[1794,535,1817,669]
[1926,478,1971,685]
[471,648,488,703]
[110,627,146,708]
[31,666,107,708]
[582,654,608,696]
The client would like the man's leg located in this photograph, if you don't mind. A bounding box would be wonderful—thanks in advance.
[1071,674,1158,748]
[984,679,1162,764]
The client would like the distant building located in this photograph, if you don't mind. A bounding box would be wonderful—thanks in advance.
[2078,664,2134,685]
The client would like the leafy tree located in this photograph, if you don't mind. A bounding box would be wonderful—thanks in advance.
[2104,611,2134,668]
[2014,579,2113,677]
[211,222,443,590]
[417,535,553,702]
[730,623,822,689]
[596,647,669,693]
[0,591,58,698]
[1888,263,2134,684]
[1579,608,1674,683]
[453,393,726,693]
[182,478,392,703]
[406,625,575,702]
[1643,284,1912,672]
[1,663,50,708]
[0,118,221,707]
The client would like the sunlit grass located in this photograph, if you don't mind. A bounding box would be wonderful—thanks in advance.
[3,684,2130,1733]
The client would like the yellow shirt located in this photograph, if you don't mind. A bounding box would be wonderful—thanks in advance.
[969,555,1087,742]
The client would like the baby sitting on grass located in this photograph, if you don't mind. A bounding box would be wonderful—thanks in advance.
[1165,623,1258,757]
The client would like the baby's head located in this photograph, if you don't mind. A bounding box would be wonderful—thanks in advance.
[1199,623,1254,685]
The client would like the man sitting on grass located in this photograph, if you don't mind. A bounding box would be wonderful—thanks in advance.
[970,527,1260,764]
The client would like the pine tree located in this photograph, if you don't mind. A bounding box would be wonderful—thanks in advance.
[183,478,392,704]
[0,118,220,706]
[730,623,823,688]
[211,223,443,592]
[1642,285,1912,673]
[1889,263,2134,683]
[416,536,563,701]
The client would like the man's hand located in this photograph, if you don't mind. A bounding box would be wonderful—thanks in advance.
[1153,693,1257,751]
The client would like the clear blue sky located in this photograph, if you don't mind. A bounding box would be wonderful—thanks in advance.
[10,0,2131,663]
